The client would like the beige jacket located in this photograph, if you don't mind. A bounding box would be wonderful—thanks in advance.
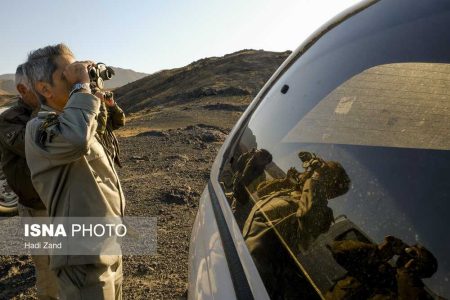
[25,92,125,268]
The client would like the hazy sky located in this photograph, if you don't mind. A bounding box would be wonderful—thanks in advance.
[0,0,360,75]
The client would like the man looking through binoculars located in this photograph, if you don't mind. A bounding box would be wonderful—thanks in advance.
[23,43,125,300]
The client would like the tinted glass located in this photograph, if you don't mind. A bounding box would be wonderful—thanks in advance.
[219,0,450,299]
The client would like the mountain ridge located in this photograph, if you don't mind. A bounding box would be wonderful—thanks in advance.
[115,49,291,113]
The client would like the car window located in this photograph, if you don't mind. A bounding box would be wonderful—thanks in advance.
[219,1,450,298]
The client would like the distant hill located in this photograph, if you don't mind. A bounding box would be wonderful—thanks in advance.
[0,67,147,96]
[0,74,16,96]
[114,49,291,113]
[0,75,17,106]
[104,67,148,89]
[0,74,14,81]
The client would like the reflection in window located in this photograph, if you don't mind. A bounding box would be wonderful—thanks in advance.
[220,63,450,299]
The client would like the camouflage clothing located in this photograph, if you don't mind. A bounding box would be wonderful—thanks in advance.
[244,160,350,253]
[232,148,272,204]
[0,99,59,298]
[0,98,44,209]
[242,158,350,298]
[231,148,272,227]
[97,101,125,168]
[326,238,437,300]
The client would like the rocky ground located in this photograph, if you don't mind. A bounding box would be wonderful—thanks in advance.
[118,121,231,300]
[0,96,247,300]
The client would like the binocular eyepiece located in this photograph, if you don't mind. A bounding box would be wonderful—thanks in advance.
[88,63,115,90]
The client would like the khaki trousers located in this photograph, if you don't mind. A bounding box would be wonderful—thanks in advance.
[18,204,59,300]
[55,258,123,300]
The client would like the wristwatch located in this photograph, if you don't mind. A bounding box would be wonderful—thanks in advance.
[69,82,91,98]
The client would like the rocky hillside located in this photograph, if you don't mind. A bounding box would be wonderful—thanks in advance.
[114,49,291,113]
[0,74,17,106]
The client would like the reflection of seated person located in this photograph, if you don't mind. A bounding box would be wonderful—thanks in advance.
[231,148,272,226]
[256,166,300,197]
[256,152,322,198]
[232,148,272,202]
[242,152,350,299]
[245,152,351,251]
[326,236,438,300]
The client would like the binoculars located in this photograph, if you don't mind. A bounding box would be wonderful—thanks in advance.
[88,63,115,90]
[298,151,323,170]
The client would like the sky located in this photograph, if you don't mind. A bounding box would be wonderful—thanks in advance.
[0,0,361,75]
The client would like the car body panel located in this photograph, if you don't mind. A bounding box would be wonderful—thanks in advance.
[188,187,236,300]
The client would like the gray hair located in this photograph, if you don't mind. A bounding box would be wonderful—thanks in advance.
[15,64,29,88]
[23,43,74,104]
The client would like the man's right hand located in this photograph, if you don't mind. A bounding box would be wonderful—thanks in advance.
[93,91,116,107]
[63,61,94,86]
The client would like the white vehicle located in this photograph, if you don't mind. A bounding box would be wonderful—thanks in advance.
[188,0,450,299]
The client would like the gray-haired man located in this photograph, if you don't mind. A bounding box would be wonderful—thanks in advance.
[0,64,59,299]
[23,44,125,300]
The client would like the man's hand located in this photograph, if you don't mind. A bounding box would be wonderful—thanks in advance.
[63,61,94,85]
[94,91,115,107]
[103,91,115,107]
[104,98,115,107]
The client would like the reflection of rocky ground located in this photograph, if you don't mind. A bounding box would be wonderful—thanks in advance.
[0,97,246,299]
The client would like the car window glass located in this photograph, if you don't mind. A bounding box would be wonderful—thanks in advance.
[218,1,450,298]
[221,62,450,299]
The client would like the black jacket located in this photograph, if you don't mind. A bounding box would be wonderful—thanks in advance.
[0,98,45,209]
